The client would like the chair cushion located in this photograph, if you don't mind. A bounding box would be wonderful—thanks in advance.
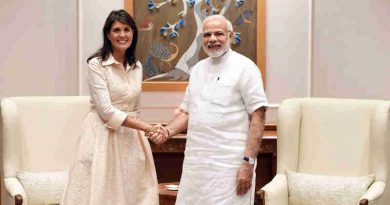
[16,171,68,205]
[287,171,374,205]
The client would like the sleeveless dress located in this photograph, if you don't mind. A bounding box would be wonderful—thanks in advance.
[61,55,158,205]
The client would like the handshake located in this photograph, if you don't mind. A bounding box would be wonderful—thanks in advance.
[145,124,170,144]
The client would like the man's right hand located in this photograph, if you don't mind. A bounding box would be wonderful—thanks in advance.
[148,124,169,144]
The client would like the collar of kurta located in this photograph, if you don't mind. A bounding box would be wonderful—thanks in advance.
[209,48,233,64]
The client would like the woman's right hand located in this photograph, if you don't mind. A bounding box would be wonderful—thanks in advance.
[146,124,169,144]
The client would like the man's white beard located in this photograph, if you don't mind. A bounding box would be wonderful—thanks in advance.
[203,41,231,58]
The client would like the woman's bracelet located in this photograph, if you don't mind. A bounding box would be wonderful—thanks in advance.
[165,127,171,139]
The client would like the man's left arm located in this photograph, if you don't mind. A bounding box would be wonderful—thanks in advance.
[236,106,266,195]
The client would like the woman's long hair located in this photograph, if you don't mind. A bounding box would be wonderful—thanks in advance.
[87,9,138,66]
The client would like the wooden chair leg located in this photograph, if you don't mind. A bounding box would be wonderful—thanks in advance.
[15,194,23,205]
[255,189,265,205]
[359,199,368,205]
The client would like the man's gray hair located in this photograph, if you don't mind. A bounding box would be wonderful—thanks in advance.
[202,15,233,32]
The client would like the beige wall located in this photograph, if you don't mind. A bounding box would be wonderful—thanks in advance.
[0,0,78,97]
[266,0,311,102]
[312,0,390,99]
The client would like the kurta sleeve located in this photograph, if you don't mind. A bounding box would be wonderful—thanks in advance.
[179,86,190,113]
[239,64,268,114]
[87,59,127,130]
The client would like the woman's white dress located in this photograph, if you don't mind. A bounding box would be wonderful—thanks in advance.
[61,55,158,205]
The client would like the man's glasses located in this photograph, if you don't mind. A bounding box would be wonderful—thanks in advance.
[202,31,231,39]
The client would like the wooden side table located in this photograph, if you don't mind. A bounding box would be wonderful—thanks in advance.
[159,182,179,205]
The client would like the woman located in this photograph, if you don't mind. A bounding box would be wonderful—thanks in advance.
[61,10,163,205]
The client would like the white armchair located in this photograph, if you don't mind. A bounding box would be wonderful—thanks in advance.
[258,98,390,205]
[1,96,90,205]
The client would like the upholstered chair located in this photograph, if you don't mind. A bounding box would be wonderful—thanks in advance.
[257,98,390,205]
[1,96,90,205]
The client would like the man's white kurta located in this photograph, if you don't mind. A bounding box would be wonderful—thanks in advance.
[176,49,268,205]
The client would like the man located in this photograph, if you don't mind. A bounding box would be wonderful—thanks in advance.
[151,15,268,205]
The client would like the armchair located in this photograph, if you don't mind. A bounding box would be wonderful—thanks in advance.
[258,98,390,205]
[1,96,90,205]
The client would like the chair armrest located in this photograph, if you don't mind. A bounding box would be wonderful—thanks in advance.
[359,181,385,204]
[4,177,27,205]
[256,174,288,205]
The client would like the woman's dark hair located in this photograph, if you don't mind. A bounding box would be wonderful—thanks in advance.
[87,9,138,65]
